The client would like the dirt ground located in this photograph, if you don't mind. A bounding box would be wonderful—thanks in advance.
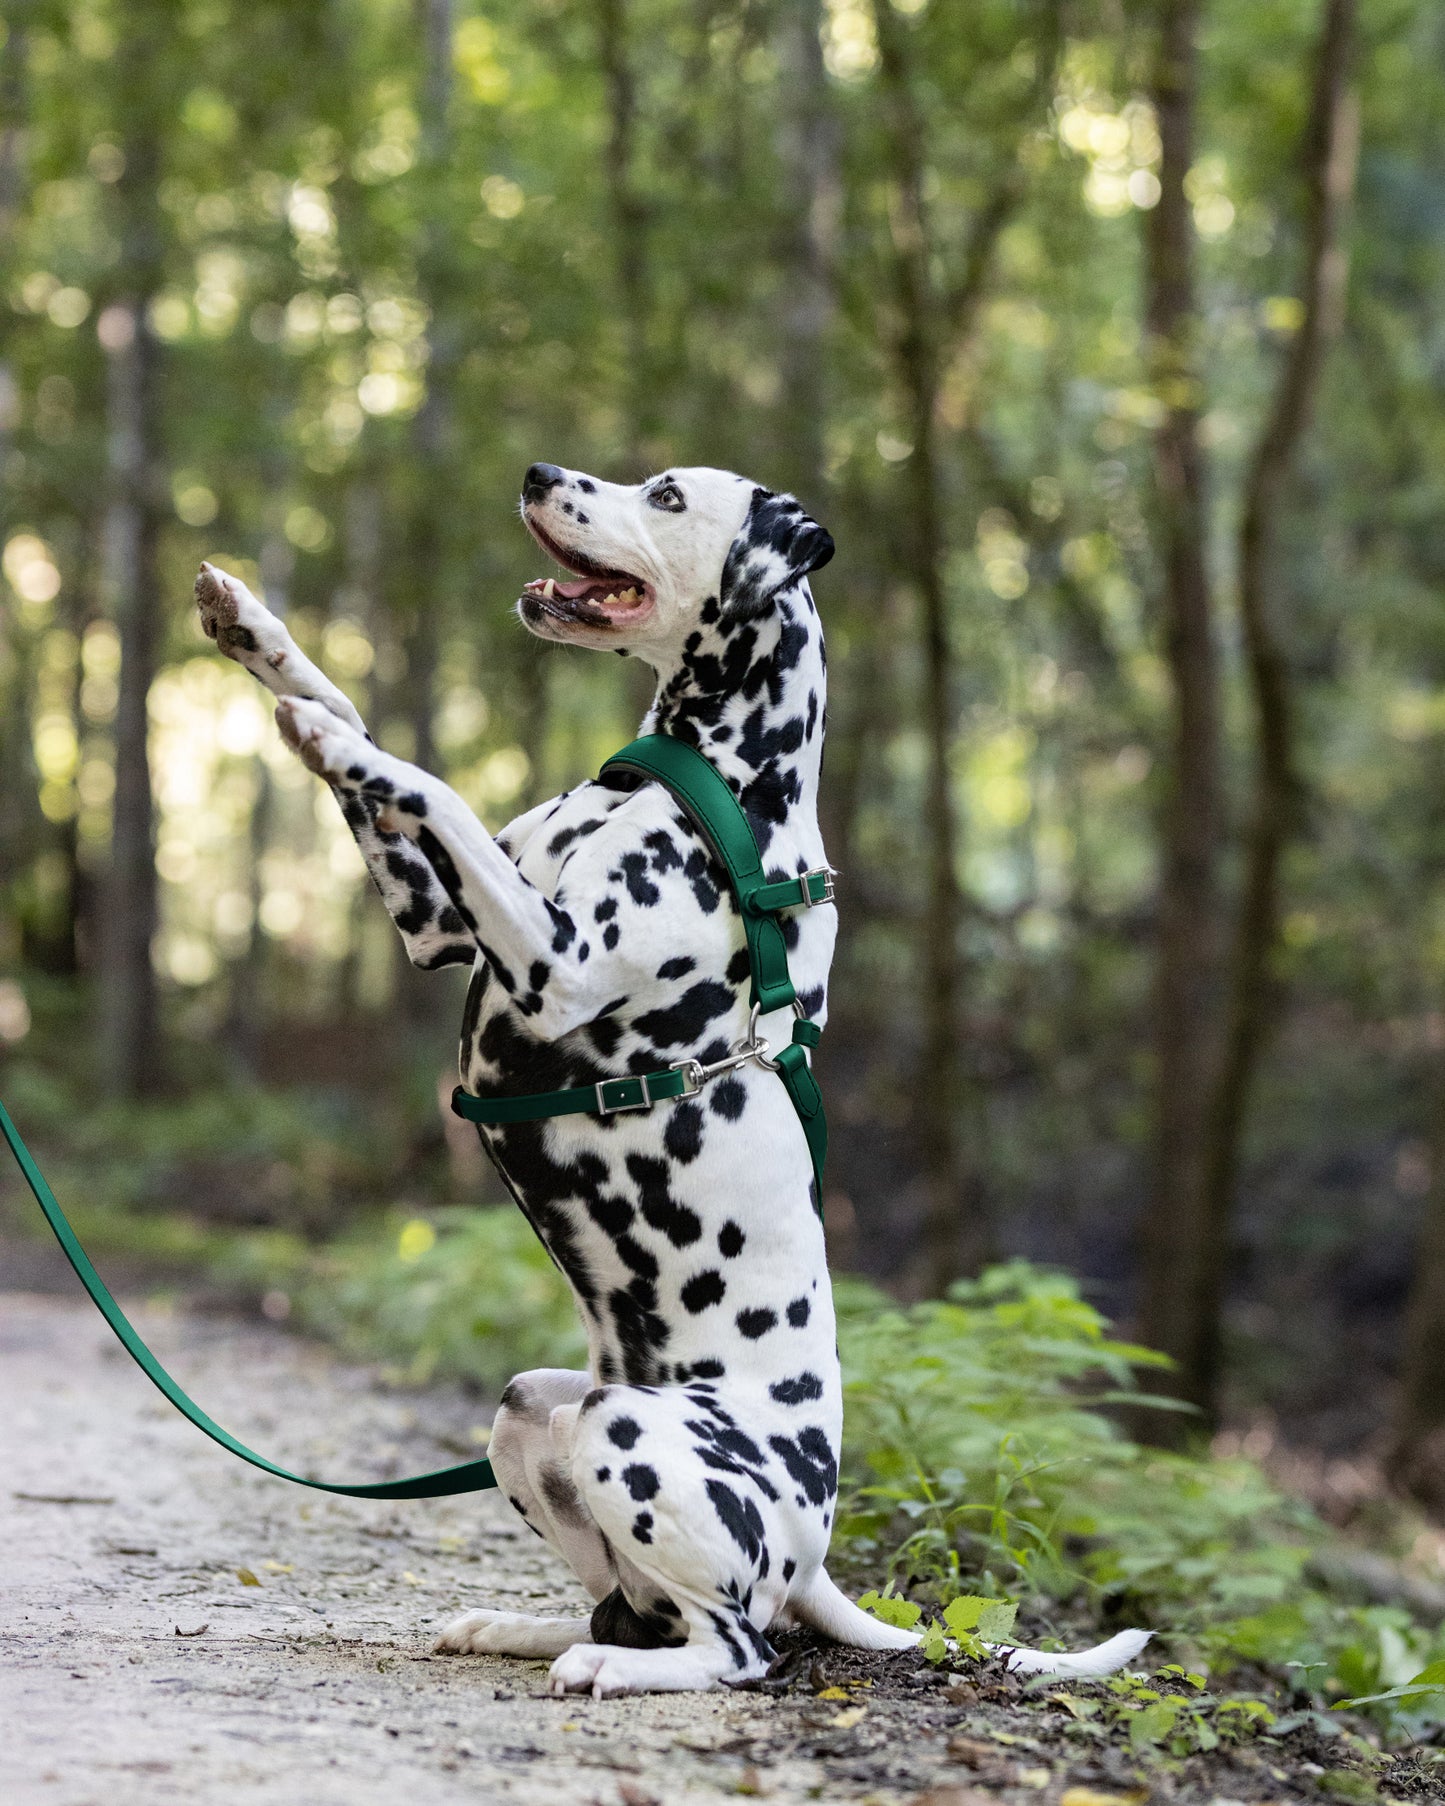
[1,1287,1435,1806]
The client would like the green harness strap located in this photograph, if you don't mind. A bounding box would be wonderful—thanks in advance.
[0,1095,496,1497]
[452,733,832,1207]
[0,733,832,1500]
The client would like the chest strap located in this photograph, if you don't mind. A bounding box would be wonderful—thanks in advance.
[452,733,832,1210]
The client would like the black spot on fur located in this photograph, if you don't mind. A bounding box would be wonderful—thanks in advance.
[770,1371,824,1405]
[681,1269,726,1313]
[710,1076,747,1121]
[627,1154,702,1246]
[663,1100,704,1163]
[718,1221,745,1259]
[607,1416,642,1450]
[768,1426,838,1505]
[623,1462,659,1501]
[633,980,734,1049]
[736,1307,777,1340]
[704,1479,766,1565]
[632,1511,653,1543]
[657,955,695,979]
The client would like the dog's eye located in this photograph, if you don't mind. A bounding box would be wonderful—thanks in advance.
[649,480,686,513]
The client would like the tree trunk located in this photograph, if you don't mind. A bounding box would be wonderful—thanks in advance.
[391,0,455,1042]
[97,35,165,1096]
[1135,0,1223,1429]
[1390,1068,1445,1512]
[1196,0,1359,1419]
[871,3,1058,1291]
[773,0,837,503]
[596,0,652,465]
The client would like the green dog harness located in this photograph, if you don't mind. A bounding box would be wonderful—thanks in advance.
[451,733,832,1207]
[0,732,833,1500]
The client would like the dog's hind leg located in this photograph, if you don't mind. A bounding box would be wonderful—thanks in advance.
[789,1569,1152,1679]
[434,1370,615,1661]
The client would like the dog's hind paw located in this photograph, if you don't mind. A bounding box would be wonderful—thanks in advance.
[548,1640,732,1698]
[432,1609,589,1659]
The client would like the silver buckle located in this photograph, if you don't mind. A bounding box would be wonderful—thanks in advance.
[595,1074,653,1114]
[800,866,836,909]
[672,1060,703,1096]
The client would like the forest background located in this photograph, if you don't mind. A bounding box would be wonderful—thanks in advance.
[7,0,1445,1708]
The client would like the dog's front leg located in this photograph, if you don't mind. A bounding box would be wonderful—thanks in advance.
[276,699,608,1037]
[197,565,476,971]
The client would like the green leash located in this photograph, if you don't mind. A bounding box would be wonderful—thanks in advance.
[0,1094,496,1497]
[0,732,832,1500]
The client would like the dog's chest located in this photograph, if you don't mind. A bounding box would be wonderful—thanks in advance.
[458,777,838,1388]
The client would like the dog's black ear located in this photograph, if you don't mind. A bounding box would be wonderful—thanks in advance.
[719,488,835,621]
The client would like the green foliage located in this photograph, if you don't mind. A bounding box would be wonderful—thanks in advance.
[293,1204,585,1391]
[833,1262,1445,1741]
[1051,1668,1277,1762]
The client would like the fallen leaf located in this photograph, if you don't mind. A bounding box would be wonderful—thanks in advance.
[260,1561,293,1574]
[1019,1768,1051,1789]
[235,1568,261,1587]
[945,1736,999,1767]
[829,1705,868,1729]
[943,1681,979,1705]
[173,1623,208,1638]
[617,1783,659,1806]
[1059,1789,1150,1806]
[815,1685,850,1700]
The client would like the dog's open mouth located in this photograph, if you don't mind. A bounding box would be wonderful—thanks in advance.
[521,515,655,629]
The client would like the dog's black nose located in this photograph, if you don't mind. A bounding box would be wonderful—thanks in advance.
[522,463,565,503]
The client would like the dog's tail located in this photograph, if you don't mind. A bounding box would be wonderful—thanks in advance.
[788,1570,1151,1680]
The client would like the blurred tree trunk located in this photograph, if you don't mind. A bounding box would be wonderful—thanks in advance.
[1195,0,1359,1419]
[872,1,1058,1292]
[0,5,35,922]
[872,0,974,1290]
[596,0,653,464]
[97,14,167,1097]
[773,0,837,502]
[1136,0,1222,1432]
[392,0,455,1043]
[1390,1073,1445,1511]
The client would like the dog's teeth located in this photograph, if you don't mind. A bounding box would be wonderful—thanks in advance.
[542,578,556,598]
[601,592,618,606]
[617,587,638,605]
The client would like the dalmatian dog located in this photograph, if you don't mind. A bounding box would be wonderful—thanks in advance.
[194,463,1149,1697]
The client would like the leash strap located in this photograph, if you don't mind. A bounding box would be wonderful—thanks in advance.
[0,1096,497,1497]
[453,734,831,1206]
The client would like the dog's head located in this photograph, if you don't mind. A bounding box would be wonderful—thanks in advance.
[516,464,833,657]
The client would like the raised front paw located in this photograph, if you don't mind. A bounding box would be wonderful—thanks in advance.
[195,562,285,669]
[275,696,368,783]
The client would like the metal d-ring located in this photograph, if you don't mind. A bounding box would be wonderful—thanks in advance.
[748,998,807,1071]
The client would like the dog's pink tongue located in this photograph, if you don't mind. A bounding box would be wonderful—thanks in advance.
[556,577,601,600]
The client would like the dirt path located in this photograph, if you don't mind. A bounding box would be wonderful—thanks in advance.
[3,1290,1424,1806]
[0,1290,961,1806]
